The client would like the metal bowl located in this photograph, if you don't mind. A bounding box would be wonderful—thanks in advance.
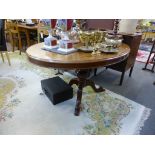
[79,30,106,47]
[105,34,123,47]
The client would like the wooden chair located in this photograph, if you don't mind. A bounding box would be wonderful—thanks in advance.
[0,19,11,65]
[94,33,142,85]
[5,20,26,54]
[108,33,142,85]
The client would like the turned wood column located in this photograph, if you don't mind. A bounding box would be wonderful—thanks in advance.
[69,69,104,116]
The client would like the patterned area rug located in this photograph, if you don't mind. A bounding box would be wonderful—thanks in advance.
[136,50,155,64]
[139,43,152,52]
[0,52,151,135]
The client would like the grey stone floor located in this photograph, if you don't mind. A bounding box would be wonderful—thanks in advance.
[91,62,155,135]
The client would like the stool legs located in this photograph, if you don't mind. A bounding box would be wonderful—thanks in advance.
[119,70,125,86]
[0,51,11,66]
[0,51,5,62]
[94,68,97,76]
[55,69,63,75]
[5,51,11,66]
[129,66,134,77]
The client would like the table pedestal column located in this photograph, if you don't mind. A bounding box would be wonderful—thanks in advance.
[69,69,105,116]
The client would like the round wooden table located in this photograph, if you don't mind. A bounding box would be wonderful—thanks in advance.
[26,42,130,116]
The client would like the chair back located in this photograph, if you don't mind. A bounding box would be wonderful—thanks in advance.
[5,21,19,34]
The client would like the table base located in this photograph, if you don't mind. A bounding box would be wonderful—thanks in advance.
[69,69,105,116]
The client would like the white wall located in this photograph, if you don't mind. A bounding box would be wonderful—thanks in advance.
[118,19,138,34]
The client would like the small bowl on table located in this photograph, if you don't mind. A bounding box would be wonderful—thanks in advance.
[105,34,123,48]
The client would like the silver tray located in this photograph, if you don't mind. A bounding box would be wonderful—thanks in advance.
[100,47,119,53]
[42,47,77,55]
[77,46,93,52]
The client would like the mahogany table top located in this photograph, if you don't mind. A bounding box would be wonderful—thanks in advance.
[26,42,130,70]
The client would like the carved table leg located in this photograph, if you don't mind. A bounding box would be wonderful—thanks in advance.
[85,80,105,92]
[69,78,79,87]
[69,69,105,116]
[74,77,85,116]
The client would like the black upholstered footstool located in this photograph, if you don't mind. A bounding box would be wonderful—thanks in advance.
[41,76,73,105]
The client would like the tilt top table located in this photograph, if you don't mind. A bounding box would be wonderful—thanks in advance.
[26,42,130,116]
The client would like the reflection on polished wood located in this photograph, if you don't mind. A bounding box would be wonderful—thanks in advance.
[26,42,130,116]
[26,42,130,70]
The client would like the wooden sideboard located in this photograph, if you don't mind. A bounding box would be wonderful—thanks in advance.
[107,33,142,85]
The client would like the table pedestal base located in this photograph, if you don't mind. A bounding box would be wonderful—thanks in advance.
[69,70,105,116]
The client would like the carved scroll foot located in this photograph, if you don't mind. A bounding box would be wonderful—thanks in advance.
[69,69,105,116]
[85,80,105,92]
[69,78,79,87]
